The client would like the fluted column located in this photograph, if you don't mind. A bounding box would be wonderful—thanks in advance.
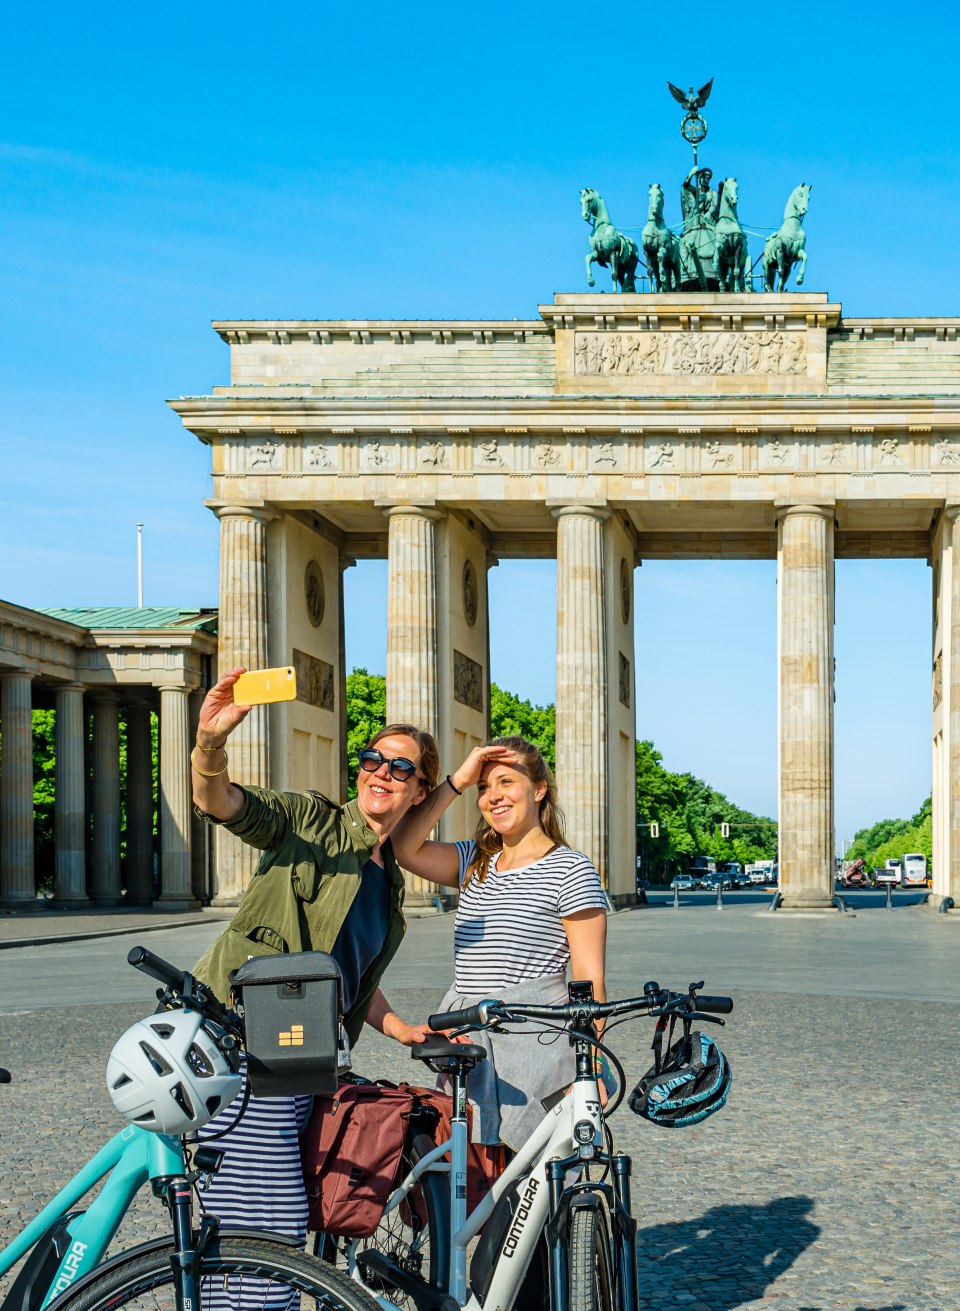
[125,705,154,905]
[777,504,835,909]
[214,504,272,903]
[189,690,209,903]
[0,672,36,907]
[158,686,198,909]
[554,506,609,885]
[54,683,89,904]
[90,695,121,905]
[931,507,960,905]
[385,506,441,736]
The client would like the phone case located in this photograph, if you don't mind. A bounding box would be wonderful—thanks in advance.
[233,667,297,705]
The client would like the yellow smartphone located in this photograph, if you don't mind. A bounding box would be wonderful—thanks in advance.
[233,667,297,706]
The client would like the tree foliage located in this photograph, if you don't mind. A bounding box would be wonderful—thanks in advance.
[345,669,387,796]
[845,795,932,872]
[489,684,556,769]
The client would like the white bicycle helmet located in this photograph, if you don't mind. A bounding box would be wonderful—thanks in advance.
[107,1010,241,1135]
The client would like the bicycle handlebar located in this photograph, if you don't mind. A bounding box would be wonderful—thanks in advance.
[127,945,239,1035]
[428,986,733,1032]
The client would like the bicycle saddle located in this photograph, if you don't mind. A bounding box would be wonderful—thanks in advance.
[411,1038,486,1062]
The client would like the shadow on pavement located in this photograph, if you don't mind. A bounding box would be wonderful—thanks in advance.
[635,1195,898,1310]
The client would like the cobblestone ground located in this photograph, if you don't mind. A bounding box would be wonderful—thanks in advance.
[1,907,958,1311]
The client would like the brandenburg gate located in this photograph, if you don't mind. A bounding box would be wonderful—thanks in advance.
[169,290,960,912]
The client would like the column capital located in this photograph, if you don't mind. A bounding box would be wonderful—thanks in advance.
[774,501,835,521]
[942,504,960,524]
[207,499,277,525]
[0,669,34,682]
[158,683,190,694]
[56,681,87,694]
[549,503,611,523]
[383,503,444,522]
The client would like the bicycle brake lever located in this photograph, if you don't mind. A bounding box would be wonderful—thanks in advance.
[689,1012,726,1026]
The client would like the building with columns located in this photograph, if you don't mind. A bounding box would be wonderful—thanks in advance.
[166,290,960,911]
[0,602,216,909]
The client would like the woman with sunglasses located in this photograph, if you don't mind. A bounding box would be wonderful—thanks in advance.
[187,666,439,1288]
[390,736,609,1153]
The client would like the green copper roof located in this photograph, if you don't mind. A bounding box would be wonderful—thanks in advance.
[38,607,218,633]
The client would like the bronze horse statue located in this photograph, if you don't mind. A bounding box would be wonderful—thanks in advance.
[581,188,639,293]
[713,177,750,293]
[641,182,682,292]
[764,183,811,291]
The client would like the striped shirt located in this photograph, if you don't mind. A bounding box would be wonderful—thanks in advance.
[453,841,607,992]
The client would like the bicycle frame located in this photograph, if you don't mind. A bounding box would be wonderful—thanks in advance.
[358,1067,637,1311]
[0,1123,184,1309]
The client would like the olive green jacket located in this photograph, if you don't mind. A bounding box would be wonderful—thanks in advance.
[192,787,406,1046]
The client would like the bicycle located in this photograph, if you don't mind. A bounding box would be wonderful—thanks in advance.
[348,978,733,1311]
[0,945,382,1311]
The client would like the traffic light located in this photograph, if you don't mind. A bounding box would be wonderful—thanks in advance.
[650,822,659,838]
[721,822,730,838]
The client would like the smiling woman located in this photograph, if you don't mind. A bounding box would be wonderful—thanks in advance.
[389,736,609,1149]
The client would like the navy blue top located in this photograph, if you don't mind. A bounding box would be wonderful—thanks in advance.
[331,858,392,1013]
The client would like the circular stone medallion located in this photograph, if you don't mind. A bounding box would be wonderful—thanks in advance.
[305,560,325,627]
[620,558,630,624]
[462,560,478,627]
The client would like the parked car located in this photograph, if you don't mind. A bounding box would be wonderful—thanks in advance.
[875,862,901,887]
[703,874,732,891]
[718,860,746,888]
[671,874,695,891]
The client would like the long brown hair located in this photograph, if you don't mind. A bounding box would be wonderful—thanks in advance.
[466,736,567,883]
[368,723,440,791]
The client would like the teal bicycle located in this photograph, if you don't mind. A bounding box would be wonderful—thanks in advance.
[0,946,380,1311]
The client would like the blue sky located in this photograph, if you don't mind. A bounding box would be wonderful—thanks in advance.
[0,1,952,841]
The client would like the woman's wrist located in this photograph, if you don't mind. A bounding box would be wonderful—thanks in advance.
[445,774,463,796]
[195,731,228,752]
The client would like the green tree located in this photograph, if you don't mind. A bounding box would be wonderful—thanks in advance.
[488,684,556,768]
[345,669,387,796]
[32,710,56,894]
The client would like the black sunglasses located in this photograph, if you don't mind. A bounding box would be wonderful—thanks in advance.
[358,748,421,783]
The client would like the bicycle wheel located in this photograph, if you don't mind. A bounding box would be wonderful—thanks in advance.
[567,1205,615,1311]
[59,1233,382,1311]
[353,1131,449,1307]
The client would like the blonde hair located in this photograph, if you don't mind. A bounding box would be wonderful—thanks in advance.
[466,736,567,883]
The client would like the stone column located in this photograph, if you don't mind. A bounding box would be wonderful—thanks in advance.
[0,672,36,907]
[54,683,89,905]
[189,690,209,904]
[777,504,836,909]
[214,504,272,903]
[554,506,609,886]
[385,506,440,736]
[157,686,199,910]
[124,705,154,905]
[90,695,121,905]
[931,507,960,905]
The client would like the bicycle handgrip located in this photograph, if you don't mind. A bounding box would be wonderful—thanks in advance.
[428,1003,488,1030]
[128,945,187,992]
[695,995,733,1014]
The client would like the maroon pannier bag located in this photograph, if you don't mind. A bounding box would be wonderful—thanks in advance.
[301,1080,501,1238]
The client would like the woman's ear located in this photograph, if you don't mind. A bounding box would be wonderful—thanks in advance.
[534,782,548,804]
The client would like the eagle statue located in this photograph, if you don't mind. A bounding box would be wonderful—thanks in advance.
[666,79,714,112]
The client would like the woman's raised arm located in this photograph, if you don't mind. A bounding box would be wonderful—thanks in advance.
[389,743,518,887]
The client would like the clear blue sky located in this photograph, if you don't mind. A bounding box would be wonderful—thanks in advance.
[1,2,952,842]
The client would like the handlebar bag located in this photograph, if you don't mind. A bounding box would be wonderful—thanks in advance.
[232,951,343,1097]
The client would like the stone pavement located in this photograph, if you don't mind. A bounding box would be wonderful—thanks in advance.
[1,903,958,1310]
[0,906,234,949]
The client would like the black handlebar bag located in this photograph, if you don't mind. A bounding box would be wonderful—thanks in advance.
[232,952,343,1097]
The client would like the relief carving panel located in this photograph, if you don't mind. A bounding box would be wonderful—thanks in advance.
[453,649,484,712]
[574,330,806,377]
[292,648,335,711]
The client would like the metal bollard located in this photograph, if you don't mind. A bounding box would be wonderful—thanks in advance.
[716,884,723,910]
[886,883,893,911]
[673,884,680,911]
[939,896,954,914]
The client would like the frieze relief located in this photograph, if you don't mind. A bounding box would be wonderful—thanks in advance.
[574,330,806,377]
[292,648,335,712]
[453,649,484,712]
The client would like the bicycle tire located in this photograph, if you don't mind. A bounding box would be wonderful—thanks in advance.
[58,1233,382,1311]
[353,1131,450,1307]
[568,1205,615,1311]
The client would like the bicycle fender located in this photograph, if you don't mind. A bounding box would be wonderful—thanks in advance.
[42,1228,303,1309]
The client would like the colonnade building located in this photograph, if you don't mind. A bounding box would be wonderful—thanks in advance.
[0,603,215,909]
[161,291,960,912]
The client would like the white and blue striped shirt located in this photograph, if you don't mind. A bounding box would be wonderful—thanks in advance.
[452,840,606,992]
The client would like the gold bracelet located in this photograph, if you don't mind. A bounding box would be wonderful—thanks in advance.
[191,746,229,778]
[194,738,227,754]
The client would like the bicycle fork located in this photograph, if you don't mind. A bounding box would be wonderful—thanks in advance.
[544,1152,637,1311]
[157,1175,218,1311]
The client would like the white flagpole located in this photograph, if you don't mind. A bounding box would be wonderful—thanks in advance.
[136,523,143,607]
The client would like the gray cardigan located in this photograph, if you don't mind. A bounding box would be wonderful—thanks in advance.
[434,972,572,1148]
